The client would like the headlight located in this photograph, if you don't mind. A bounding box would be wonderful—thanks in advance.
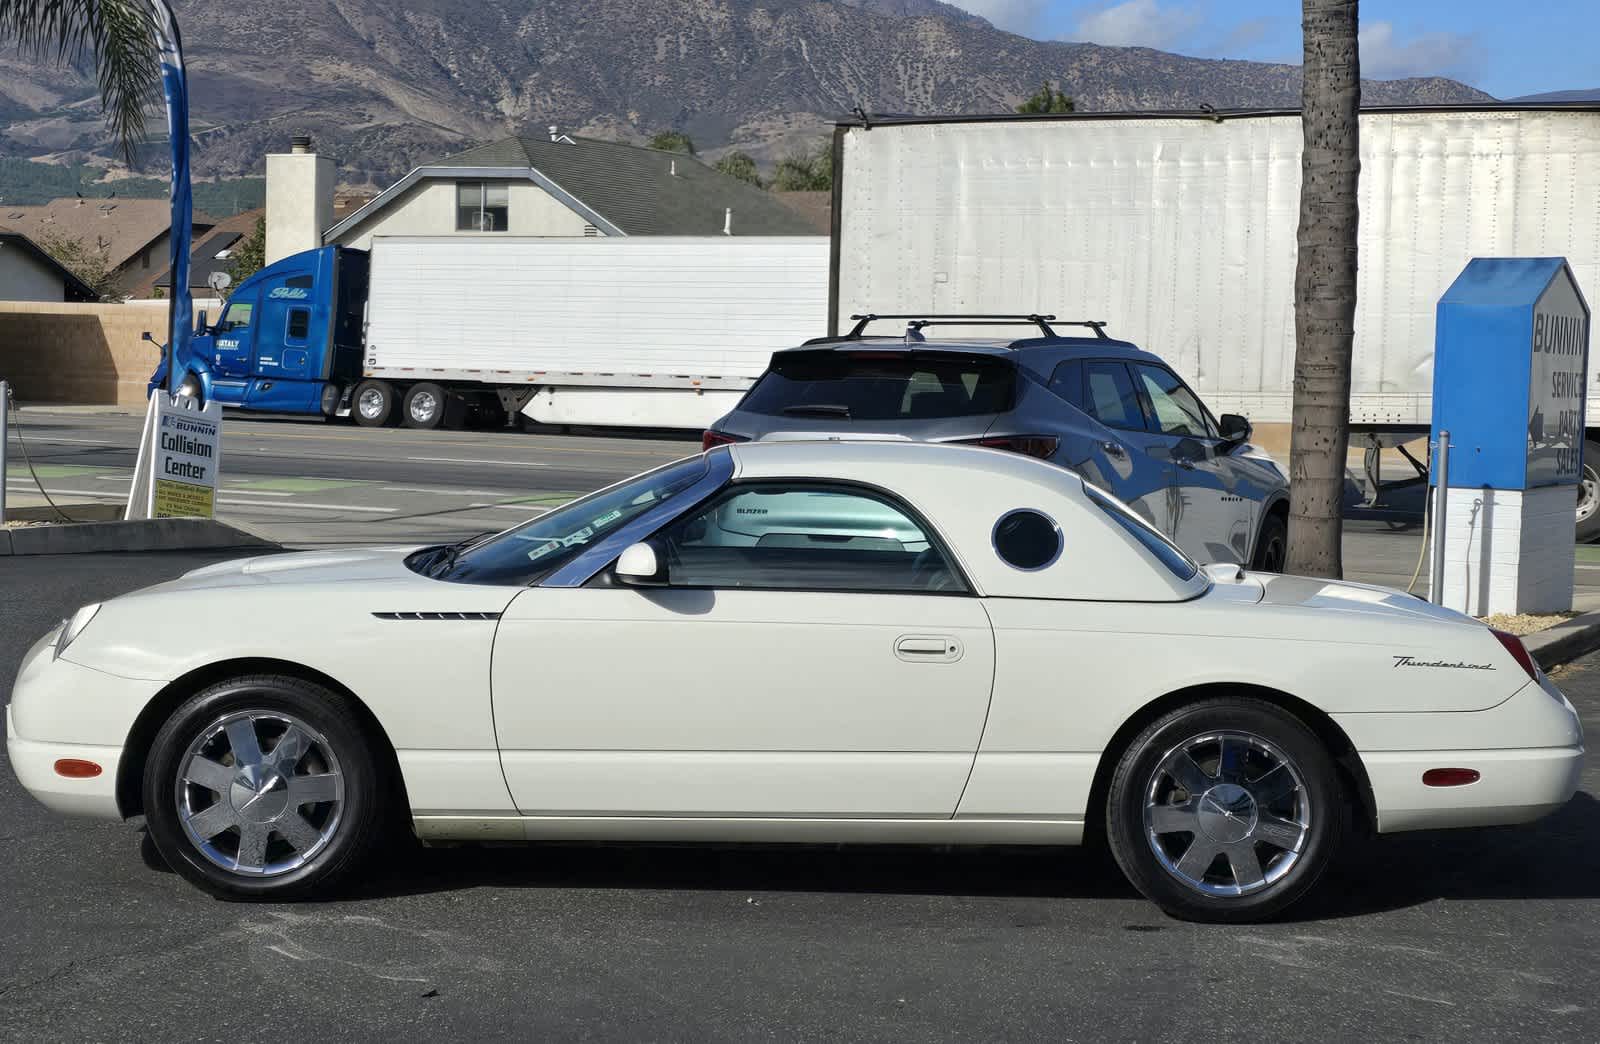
[54,603,101,660]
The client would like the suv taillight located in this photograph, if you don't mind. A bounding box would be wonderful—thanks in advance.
[962,435,1060,460]
[702,429,748,451]
[1491,628,1539,681]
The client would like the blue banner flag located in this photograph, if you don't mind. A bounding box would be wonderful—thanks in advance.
[150,0,192,394]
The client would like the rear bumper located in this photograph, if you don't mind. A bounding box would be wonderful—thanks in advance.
[1362,745,1583,833]
[1338,674,1585,833]
[6,705,124,820]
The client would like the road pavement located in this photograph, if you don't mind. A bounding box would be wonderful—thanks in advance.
[2,551,1599,1041]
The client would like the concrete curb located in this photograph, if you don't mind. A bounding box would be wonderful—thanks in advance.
[0,518,279,556]
[1525,611,1600,671]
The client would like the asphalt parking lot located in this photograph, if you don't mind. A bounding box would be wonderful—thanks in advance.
[3,550,1599,1041]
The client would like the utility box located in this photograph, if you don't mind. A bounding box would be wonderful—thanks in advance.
[1430,258,1591,615]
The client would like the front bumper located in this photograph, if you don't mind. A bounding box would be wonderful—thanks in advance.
[7,626,163,821]
[1336,673,1584,834]
[6,704,123,819]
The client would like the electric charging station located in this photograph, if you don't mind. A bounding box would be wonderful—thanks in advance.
[1430,258,1591,615]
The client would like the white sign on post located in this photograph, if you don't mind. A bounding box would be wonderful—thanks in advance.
[127,392,223,520]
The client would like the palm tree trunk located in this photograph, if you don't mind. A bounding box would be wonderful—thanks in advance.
[1286,0,1361,578]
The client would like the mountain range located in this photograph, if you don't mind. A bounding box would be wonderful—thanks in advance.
[0,0,1495,186]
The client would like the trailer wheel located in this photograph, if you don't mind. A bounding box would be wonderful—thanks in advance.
[352,381,395,428]
[403,383,450,430]
[1577,440,1600,543]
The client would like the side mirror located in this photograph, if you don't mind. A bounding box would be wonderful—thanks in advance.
[141,331,154,343]
[614,540,668,586]
[1218,413,1252,446]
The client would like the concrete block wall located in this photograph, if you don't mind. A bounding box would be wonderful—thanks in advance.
[0,300,221,406]
[1434,484,1575,616]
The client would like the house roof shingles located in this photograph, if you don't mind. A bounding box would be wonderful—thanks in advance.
[134,207,264,298]
[1,197,216,272]
[427,135,818,237]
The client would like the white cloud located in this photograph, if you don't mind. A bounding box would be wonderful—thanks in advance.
[1072,0,1204,51]
[1358,21,1484,82]
[949,1,1051,36]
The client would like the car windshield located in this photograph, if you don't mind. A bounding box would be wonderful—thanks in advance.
[416,454,711,585]
[740,349,1016,421]
[1082,483,1200,581]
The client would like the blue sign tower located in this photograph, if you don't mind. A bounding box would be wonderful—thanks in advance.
[1430,258,1590,614]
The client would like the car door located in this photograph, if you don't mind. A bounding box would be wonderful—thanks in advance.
[209,295,256,382]
[1130,363,1255,564]
[490,481,997,819]
[1075,359,1175,535]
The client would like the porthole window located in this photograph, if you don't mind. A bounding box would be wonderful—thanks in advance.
[993,509,1061,571]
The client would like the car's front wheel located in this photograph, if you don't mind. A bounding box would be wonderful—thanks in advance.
[1251,510,1287,572]
[142,675,389,900]
[1105,697,1347,922]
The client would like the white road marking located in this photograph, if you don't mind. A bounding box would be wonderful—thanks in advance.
[408,456,550,467]
[217,499,398,514]
[467,503,549,513]
[217,488,296,498]
[380,486,523,497]
[3,435,116,446]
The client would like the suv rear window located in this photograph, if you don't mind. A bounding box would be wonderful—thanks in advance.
[740,350,1017,421]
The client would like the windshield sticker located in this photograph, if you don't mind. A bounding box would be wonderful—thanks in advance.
[561,526,595,547]
[591,509,623,528]
[525,539,562,561]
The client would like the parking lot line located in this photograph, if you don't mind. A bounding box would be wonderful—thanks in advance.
[216,499,398,514]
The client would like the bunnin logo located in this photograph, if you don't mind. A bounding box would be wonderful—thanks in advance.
[1392,655,1495,671]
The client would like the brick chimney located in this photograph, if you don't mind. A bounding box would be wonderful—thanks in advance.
[265,134,335,265]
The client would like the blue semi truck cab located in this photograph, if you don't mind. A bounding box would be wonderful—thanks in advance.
[150,245,370,415]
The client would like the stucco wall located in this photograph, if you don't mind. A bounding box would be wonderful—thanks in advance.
[0,299,222,405]
[0,245,69,303]
[331,178,595,249]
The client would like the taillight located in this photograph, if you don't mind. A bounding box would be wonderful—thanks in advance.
[963,435,1060,460]
[702,429,747,451]
[1491,628,1538,681]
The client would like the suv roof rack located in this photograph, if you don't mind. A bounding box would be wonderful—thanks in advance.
[831,314,1110,341]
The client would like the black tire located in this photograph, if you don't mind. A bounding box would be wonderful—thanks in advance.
[142,675,389,901]
[1104,697,1348,923]
[402,382,452,430]
[1251,509,1288,572]
[1576,440,1600,543]
[352,380,395,428]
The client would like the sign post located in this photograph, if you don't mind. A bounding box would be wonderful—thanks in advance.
[1429,257,1591,615]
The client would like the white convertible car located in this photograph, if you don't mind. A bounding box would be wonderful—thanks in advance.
[6,442,1585,921]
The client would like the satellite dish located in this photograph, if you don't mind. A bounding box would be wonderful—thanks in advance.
[207,271,232,292]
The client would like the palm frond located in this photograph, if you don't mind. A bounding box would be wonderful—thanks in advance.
[0,1,164,165]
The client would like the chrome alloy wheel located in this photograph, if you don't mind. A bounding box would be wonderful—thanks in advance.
[174,711,345,877]
[1143,731,1310,897]
[408,389,439,424]
[357,386,386,421]
[1577,462,1599,525]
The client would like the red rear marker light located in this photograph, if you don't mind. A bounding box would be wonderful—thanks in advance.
[701,430,748,452]
[53,759,102,779]
[1422,768,1481,787]
[962,435,1060,460]
[1491,628,1539,681]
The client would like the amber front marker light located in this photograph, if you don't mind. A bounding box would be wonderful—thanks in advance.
[1422,768,1481,787]
[53,759,102,779]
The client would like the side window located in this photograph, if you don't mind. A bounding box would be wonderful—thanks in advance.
[1049,360,1085,409]
[219,301,253,332]
[1134,365,1214,439]
[286,307,310,341]
[658,484,963,593]
[1082,361,1145,431]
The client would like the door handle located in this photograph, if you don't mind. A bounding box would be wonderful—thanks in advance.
[895,635,963,663]
[1100,441,1127,458]
[1176,456,1196,470]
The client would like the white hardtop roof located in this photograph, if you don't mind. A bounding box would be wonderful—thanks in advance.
[725,440,1205,602]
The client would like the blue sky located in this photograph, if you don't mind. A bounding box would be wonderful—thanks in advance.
[950,1,1597,100]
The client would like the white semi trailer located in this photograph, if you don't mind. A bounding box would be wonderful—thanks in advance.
[828,105,1600,534]
[360,235,830,430]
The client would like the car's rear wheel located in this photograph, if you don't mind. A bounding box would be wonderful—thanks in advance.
[1105,698,1347,923]
[1251,510,1287,572]
[142,675,388,900]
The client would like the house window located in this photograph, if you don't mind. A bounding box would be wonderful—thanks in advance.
[456,182,509,231]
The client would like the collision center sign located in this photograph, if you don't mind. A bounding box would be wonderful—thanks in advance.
[1528,277,1590,486]
[127,393,223,519]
